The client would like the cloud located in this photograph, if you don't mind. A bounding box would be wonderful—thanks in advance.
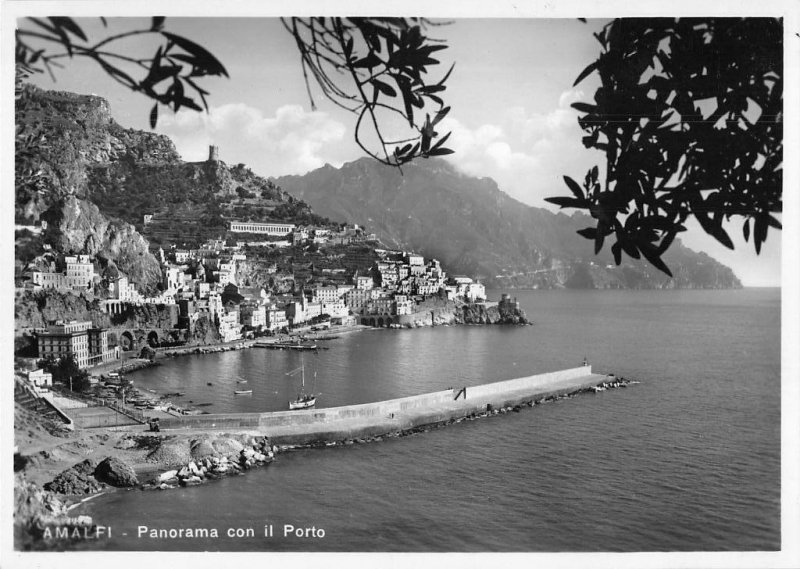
[156,103,352,176]
[441,89,602,208]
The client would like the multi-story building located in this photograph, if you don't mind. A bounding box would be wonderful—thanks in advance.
[208,293,223,321]
[31,269,65,290]
[196,282,211,298]
[36,320,117,369]
[218,310,242,343]
[395,294,414,315]
[229,221,296,235]
[266,307,288,332]
[450,276,485,301]
[464,282,486,302]
[355,275,374,290]
[376,262,399,288]
[163,266,183,292]
[416,282,440,296]
[369,297,395,316]
[344,288,371,314]
[406,253,424,267]
[64,255,93,290]
[113,276,142,303]
[311,285,341,304]
[320,300,349,319]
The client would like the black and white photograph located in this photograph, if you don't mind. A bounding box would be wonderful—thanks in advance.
[3,1,798,567]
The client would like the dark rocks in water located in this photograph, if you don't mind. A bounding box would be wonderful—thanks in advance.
[455,301,529,326]
[45,458,104,495]
[94,457,138,487]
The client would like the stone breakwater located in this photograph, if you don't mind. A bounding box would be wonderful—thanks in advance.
[277,376,637,451]
[156,366,626,445]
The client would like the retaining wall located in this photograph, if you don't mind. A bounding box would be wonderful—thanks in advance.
[158,366,605,441]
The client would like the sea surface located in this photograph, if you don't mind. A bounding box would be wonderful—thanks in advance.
[74,288,780,552]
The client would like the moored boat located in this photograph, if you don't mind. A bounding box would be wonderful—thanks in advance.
[289,393,316,410]
[287,361,317,410]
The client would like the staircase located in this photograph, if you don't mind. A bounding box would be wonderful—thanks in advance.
[14,380,71,425]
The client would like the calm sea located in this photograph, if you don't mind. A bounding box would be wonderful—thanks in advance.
[72,288,780,552]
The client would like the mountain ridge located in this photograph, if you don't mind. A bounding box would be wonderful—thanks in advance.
[274,157,742,289]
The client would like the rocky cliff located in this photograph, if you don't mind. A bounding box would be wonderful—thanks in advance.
[455,303,529,325]
[16,86,170,292]
[16,86,180,222]
[40,196,162,294]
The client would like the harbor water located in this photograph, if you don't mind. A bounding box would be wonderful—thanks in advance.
[75,288,780,551]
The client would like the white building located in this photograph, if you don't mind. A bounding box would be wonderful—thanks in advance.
[164,266,184,292]
[464,282,486,302]
[229,221,295,235]
[395,294,414,315]
[28,369,53,391]
[208,293,223,320]
[311,285,341,304]
[266,307,288,332]
[320,300,349,319]
[355,276,374,290]
[64,255,93,290]
[406,253,424,266]
[218,310,242,343]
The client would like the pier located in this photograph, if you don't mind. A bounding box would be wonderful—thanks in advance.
[155,366,613,444]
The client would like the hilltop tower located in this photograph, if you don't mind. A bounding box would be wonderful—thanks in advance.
[208,145,219,162]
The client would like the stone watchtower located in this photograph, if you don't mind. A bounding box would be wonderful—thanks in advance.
[208,145,219,162]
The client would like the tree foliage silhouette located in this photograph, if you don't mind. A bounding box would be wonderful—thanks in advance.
[546,18,782,275]
[15,16,453,167]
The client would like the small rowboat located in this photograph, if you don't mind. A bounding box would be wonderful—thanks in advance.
[234,389,253,395]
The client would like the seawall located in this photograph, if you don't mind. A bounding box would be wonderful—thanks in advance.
[157,366,608,443]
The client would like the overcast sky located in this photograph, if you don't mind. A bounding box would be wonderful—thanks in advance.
[24,16,782,286]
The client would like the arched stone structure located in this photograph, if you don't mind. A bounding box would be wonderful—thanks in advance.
[147,330,160,348]
[120,331,134,351]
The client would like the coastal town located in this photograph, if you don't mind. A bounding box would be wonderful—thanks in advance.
[18,217,488,358]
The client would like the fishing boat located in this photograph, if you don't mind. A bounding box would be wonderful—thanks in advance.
[287,362,316,410]
[234,389,253,395]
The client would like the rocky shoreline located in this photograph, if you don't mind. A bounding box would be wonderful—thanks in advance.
[13,429,280,550]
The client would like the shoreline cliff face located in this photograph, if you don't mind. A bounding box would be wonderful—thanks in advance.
[387,297,529,328]
[40,196,163,294]
[455,302,529,325]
